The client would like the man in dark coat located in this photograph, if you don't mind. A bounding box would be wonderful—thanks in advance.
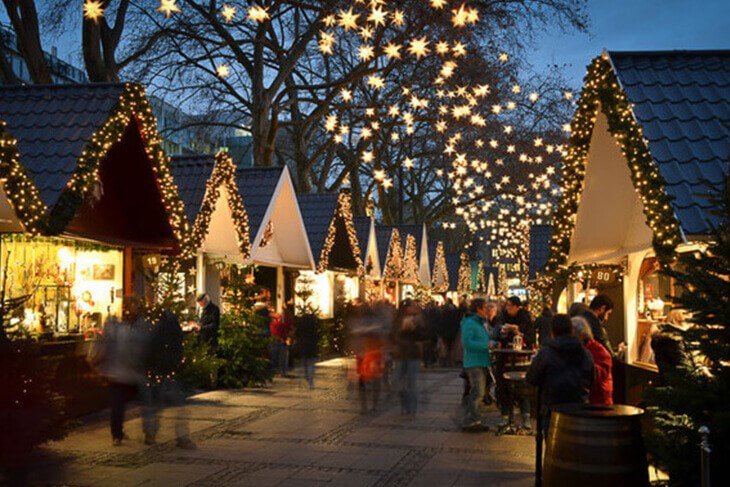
[197,293,221,350]
[501,296,535,347]
[527,314,595,440]
[582,294,616,357]
[439,298,460,366]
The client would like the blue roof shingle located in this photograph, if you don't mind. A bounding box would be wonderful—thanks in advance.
[609,50,730,235]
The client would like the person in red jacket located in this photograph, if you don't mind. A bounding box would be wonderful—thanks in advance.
[572,316,613,405]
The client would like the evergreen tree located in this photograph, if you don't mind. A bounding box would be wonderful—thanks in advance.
[643,174,730,486]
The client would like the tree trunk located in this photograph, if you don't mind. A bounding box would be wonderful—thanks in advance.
[82,18,109,82]
[2,0,51,84]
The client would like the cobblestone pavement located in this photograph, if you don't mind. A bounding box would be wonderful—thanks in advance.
[26,359,536,486]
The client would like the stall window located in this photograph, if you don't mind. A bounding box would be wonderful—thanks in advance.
[635,257,684,366]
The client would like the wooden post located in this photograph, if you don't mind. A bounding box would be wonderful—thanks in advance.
[123,246,133,295]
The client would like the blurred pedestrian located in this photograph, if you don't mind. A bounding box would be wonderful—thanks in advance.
[99,296,152,446]
[271,303,294,376]
[583,294,621,357]
[145,310,196,449]
[501,296,535,347]
[535,301,554,346]
[439,298,460,366]
[295,311,320,389]
[196,293,220,387]
[572,316,613,405]
[393,299,424,416]
[527,314,594,440]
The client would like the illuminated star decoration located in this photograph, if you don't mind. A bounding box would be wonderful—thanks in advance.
[216,64,231,78]
[220,4,237,23]
[157,0,181,18]
[247,5,270,23]
[83,0,105,21]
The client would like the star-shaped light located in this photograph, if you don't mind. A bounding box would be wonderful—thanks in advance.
[403,157,414,169]
[319,32,335,54]
[435,41,450,55]
[83,0,105,21]
[499,52,509,62]
[358,44,375,61]
[359,26,374,40]
[363,151,375,163]
[367,7,387,27]
[360,127,373,139]
[392,10,405,26]
[388,105,400,117]
[367,75,385,89]
[324,114,338,132]
[323,15,336,27]
[452,42,467,57]
[247,5,270,23]
[408,37,429,58]
[340,89,352,101]
[528,92,539,102]
[384,42,402,59]
[382,178,393,189]
[430,0,447,9]
[216,64,230,78]
[220,4,237,23]
[157,0,181,18]
[337,8,360,30]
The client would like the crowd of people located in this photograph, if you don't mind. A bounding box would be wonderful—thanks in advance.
[343,293,620,436]
[90,288,623,446]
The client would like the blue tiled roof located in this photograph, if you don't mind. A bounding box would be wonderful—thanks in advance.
[0,83,126,209]
[529,224,552,280]
[235,167,283,242]
[169,154,215,226]
[353,216,372,262]
[609,51,730,235]
[298,193,339,266]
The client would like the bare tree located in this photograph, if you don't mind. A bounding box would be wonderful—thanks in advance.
[1,0,51,83]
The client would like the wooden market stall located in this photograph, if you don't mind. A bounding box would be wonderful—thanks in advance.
[353,216,382,301]
[546,50,730,403]
[0,83,189,336]
[297,191,363,318]
[170,152,251,307]
[236,166,314,312]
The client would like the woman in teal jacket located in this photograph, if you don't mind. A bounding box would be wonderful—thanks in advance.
[461,298,492,429]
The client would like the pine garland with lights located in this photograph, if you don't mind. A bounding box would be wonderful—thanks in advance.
[401,234,420,284]
[382,228,403,282]
[46,84,191,255]
[546,55,682,278]
[0,121,48,234]
[457,252,471,295]
[431,241,449,293]
[191,151,251,259]
[316,191,364,276]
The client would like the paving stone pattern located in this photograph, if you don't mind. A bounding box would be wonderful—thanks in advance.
[24,359,535,486]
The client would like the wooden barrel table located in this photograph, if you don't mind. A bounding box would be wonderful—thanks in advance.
[543,403,649,487]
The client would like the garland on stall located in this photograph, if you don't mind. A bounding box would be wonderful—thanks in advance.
[431,241,449,293]
[457,252,471,295]
[546,54,682,278]
[382,228,403,282]
[0,121,48,234]
[191,152,251,259]
[47,83,191,255]
[401,234,420,284]
[316,190,365,276]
